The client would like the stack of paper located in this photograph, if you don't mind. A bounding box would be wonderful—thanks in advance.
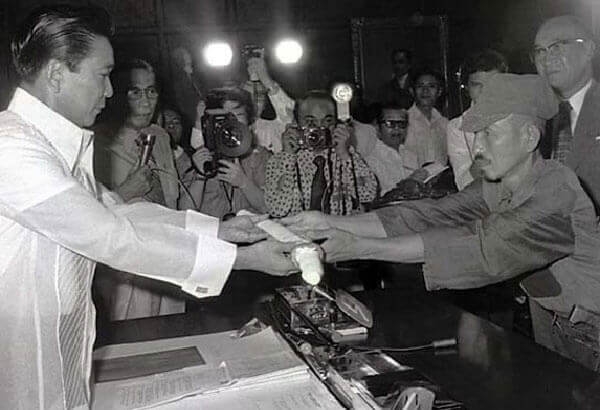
[92,327,343,410]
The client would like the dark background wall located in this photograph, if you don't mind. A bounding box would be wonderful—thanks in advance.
[1,0,599,116]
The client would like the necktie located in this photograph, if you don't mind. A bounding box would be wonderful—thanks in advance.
[309,155,327,211]
[553,100,573,164]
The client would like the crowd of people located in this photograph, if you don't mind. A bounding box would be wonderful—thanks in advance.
[2,4,600,409]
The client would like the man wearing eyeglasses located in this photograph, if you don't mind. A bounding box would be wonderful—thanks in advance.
[353,105,418,195]
[533,16,600,213]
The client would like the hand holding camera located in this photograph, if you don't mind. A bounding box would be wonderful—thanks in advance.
[217,158,250,188]
[282,124,302,153]
[191,147,213,174]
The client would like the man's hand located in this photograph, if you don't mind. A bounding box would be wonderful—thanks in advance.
[217,159,250,188]
[332,124,352,160]
[280,211,331,231]
[281,124,301,153]
[191,147,213,171]
[247,56,274,89]
[116,165,153,201]
[234,239,299,276]
[218,214,268,243]
[302,228,359,263]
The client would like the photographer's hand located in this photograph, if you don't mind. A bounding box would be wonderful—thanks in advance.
[281,124,300,153]
[217,159,250,188]
[333,124,351,161]
[247,57,275,90]
[191,147,213,172]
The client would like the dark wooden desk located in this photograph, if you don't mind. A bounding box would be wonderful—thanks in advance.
[97,288,600,409]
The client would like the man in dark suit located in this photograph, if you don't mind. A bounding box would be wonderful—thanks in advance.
[534,15,600,212]
[377,48,414,107]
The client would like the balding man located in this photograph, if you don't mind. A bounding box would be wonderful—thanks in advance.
[533,15,600,212]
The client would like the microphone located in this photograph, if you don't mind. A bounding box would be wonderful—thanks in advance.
[138,132,156,166]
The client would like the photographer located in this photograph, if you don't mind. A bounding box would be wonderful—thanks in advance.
[180,87,270,218]
[265,90,377,217]
[241,50,295,153]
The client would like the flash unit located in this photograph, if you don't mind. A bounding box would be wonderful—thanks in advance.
[332,83,353,103]
[331,83,353,122]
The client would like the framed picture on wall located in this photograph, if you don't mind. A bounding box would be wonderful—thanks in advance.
[351,15,450,115]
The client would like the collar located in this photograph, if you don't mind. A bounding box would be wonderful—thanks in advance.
[482,156,544,209]
[409,104,443,124]
[8,87,94,172]
[567,79,593,117]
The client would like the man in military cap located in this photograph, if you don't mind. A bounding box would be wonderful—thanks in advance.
[285,74,600,370]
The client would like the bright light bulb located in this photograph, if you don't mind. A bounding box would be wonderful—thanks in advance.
[332,83,353,103]
[274,39,303,64]
[203,42,233,67]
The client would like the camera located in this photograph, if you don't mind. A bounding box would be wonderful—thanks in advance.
[200,90,253,177]
[295,126,332,151]
[241,44,264,60]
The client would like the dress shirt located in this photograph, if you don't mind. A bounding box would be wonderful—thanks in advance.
[352,121,418,194]
[0,88,236,409]
[405,104,449,166]
[376,158,600,315]
[447,115,475,190]
[265,147,378,217]
[568,79,593,133]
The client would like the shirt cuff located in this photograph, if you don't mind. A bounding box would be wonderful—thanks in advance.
[182,233,237,298]
[185,210,220,237]
[183,210,237,297]
[421,227,483,290]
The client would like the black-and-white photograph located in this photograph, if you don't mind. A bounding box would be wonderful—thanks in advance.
[1,1,600,409]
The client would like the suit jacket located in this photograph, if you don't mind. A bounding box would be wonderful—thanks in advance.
[541,80,600,213]
[377,76,414,107]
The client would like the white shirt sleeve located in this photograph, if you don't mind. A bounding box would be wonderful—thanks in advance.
[446,117,474,190]
[268,83,295,125]
[0,135,235,298]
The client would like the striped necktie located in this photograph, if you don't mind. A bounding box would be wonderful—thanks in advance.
[553,100,572,164]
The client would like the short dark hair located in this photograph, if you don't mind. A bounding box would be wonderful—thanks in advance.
[207,86,256,124]
[411,68,444,90]
[11,4,113,83]
[112,58,156,95]
[464,49,509,77]
[377,104,409,123]
[390,48,412,63]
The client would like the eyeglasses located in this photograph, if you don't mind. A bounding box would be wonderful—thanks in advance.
[530,38,585,62]
[127,86,159,100]
[379,120,408,129]
[302,116,335,128]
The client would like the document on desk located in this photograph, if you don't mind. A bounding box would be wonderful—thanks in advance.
[157,371,344,410]
[91,327,315,410]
